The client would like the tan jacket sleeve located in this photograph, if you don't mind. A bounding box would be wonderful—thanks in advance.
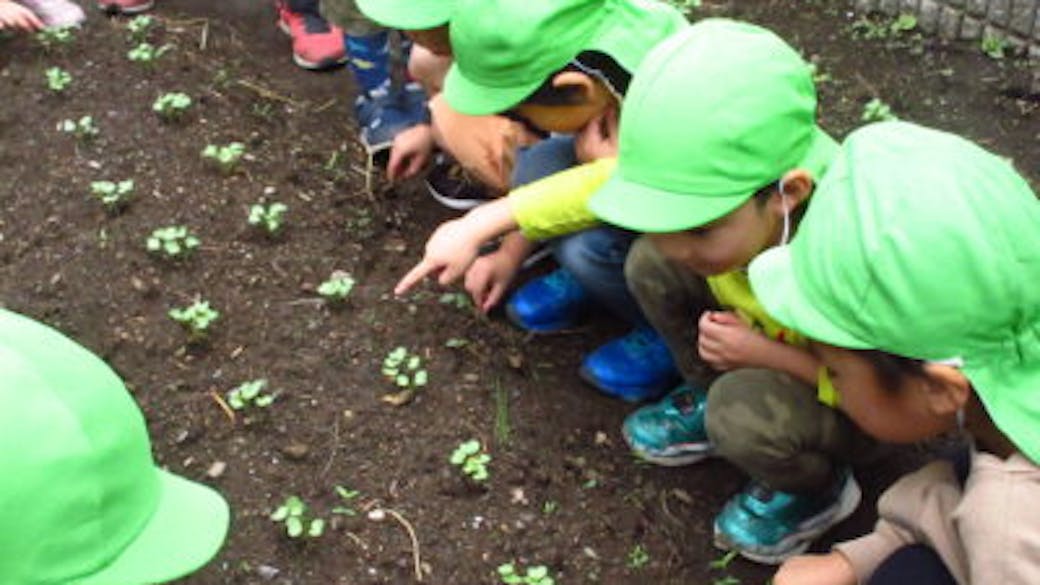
[834,460,968,585]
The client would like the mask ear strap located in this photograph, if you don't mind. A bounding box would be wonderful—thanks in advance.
[778,179,792,246]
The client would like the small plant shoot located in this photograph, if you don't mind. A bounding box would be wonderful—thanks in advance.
[45,67,71,93]
[270,496,325,539]
[147,225,200,259]
[227,379,276,410]
[450,439,491,482]
[90,180,134,211]
[497,563,554,585]
[861,98,897,123]
[168,299,219,342]
[35,26,74,51]
[59,116,99,141]
[382,346,428,389]
[127,42,170,67]
[153,92,192,121]
[980,34,1008,60]
[202,142,246,174]
[627,544,650,569]
[317,272,355,302]
[126,15,155,44]
[331,485,360,516]
[248,202,288,235]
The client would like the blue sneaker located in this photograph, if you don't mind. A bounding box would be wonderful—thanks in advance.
[714,470,862,565]
[622,383,713,464]
[505,268,589,332]
[580,328,680,402]
[355,83,430,155]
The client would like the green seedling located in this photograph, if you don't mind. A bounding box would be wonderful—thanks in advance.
[147,225,199,259]
[980,34,1009,60]
[127,42,170,67]
[317,272,355,302]
[90,179,134,211]
[248,202,288,235]
[168,299,219,342]
[45,67,71,93]
[35,26,74,52]
[861,98,897,123]
[153,92,192,121]
[382,346,428,389]
[627,544,650,569]
[439,292,472,310]
[331,485,360,516]
[497,563,554,585]
[126,15,155,44]
[59,116,98,141]
[450,439,491,482]
[227,379,276,410]
[270,496,325,539]
[201,142,246,174]
[850,13,917,40]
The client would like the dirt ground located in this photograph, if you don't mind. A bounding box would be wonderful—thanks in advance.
[0,1,1035,584]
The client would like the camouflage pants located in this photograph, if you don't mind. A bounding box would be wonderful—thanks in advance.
[625,236,876,493]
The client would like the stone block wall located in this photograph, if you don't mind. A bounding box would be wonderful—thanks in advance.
[854,0,1040,58]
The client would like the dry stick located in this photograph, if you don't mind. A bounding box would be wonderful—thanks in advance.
[319,416,341,478]
[383,508,423,582]
[210,390,236,424]
[199,19,209,51]
[235,79,302,107]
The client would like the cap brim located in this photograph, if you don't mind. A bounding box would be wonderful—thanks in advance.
[443,63,542,116]
[75,469,230,585]
[964,360,1040,465]
[356,0,450,30]
[748,245,874,350]
[589,127,839,233]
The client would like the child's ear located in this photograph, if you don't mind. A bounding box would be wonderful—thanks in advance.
[768,169,814,216]
[551,71,598,103]
[920,362,972,418]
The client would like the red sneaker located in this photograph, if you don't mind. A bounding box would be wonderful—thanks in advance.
[96,0,154,15]
[275,0,347,70]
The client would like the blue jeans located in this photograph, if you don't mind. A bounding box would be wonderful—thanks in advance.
[511,136,646,327]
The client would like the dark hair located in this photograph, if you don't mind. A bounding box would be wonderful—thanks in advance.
[858,350,927,390]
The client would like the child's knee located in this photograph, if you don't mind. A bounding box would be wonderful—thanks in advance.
[624,236,669,299]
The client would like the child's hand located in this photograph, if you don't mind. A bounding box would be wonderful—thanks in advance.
[0,1,44,31]
[773,552,857,585]
[387,123,435,182]
[575,107,619,163]
[430,94,530,192]
[395,218,483,295]
[464,248,524,313]
[697,310,767,371]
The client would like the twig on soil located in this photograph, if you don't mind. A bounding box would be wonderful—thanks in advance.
[369,508,424,582]
[320,416,341,478]
[210,390,236,425]
[199,19,209,51]
[313,98,338,113]
[345,531,369,551]
[853,72,880,97]
[236,79,302,107]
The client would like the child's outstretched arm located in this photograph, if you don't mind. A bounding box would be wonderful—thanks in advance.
[0,0,43,31]
[394,158,615,296]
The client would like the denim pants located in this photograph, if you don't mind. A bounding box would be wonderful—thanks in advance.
[511,136,646,327]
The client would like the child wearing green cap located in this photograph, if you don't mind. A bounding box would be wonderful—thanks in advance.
[420,0,689,402]
[0,308,230,584]
[750,121,1040,585]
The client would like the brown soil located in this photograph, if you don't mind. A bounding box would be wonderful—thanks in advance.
[0,1,1035,584]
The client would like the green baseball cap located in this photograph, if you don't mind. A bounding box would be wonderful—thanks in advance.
[0,309,230,584]
[749,121,1040,463]
[588,19,837,232]
[444,0,686,115]
[356,0,454,30]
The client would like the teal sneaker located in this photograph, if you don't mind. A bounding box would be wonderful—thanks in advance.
[714,470,861,565]
[621,384,713,466]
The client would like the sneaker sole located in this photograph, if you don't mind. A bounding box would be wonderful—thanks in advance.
[97,0,153,14]
[277,20,348,71]
[621,428,713,467]
[425,179,485,211]
[713,475,863,565]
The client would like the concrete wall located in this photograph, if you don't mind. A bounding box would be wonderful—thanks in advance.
[854,0,1040,58]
